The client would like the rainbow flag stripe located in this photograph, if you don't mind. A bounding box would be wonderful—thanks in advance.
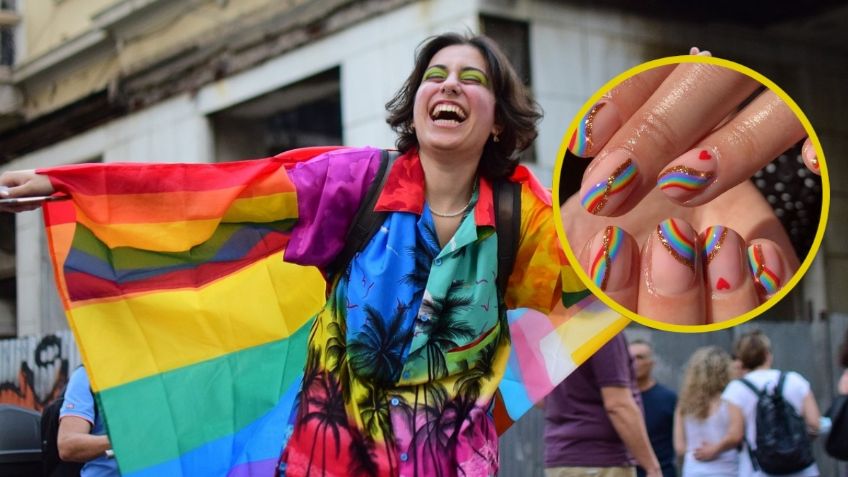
[747,244,780,295]
[580,158,637,214]
[656,219,695,271]
[657,166,714,192]
[41,150,329,477]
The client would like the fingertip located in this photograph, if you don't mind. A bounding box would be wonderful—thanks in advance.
[649,218,700,296]
[701,225,759,322]
[657,147,719,206]
[579,149,640,216]
[801,137,821,176]
[584,225,639,311]
[637,217,705,325]
[569,100,621,158]
[746,240,790,300]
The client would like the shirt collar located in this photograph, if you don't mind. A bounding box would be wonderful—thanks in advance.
[374,149,496,227]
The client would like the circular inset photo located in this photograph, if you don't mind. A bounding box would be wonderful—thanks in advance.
[553,55,829,332]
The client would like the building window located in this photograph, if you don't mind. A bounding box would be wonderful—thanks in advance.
[480,15,534,162]
[211,67,342,162]
[480,15,531,86]
[0,27,13,66]
[0,0,18,67]
[0,212,15,337]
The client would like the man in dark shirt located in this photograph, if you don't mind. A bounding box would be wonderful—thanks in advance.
[544,333,661,477]
[629,339,677,477]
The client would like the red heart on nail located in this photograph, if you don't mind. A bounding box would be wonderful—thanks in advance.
[716,278,730,290]
[699,150,712,160]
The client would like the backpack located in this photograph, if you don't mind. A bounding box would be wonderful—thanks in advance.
[739,372,815,475]
[40,387,97,477]
[825,394,848,460]
[328,149,520,299]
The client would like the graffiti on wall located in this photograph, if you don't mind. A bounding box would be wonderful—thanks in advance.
[0,331,80,411]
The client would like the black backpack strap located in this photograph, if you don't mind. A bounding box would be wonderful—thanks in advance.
[493,178,521,301]
[328,149,400,277]
[739,377,762,397]
[775,371,788,395]
[738,377,762,471]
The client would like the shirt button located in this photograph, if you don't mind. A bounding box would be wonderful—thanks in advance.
[391,397,400,406]
[434,258,442,266]
[400,453,409,462]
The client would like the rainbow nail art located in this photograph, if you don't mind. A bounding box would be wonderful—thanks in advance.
[591,226,624,290]
[748,244,780,295]
[581,158,638,214]
[656,219,695,271]
[657,166,715,192]
[702,226,728,265]
[570,102,605,157]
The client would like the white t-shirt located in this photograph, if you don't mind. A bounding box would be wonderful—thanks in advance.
[721,369,818,477]
[682,399,739,477]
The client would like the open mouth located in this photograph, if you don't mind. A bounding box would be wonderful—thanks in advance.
[430,103,467,126]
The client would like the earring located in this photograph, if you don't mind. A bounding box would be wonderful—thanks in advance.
[493,132,500,143]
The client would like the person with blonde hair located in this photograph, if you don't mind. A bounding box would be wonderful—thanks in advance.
[673,346,743,477]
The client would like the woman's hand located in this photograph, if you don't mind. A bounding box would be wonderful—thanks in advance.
[571,62,806,214]
[0,170,56,213]
[562,182,797,325]
[561,58,809,326]
[692,441,723,462]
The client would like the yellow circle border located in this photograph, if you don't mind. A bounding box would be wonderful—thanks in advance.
[552,55,831,333]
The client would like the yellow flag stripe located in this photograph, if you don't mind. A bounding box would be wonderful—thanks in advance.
[70,255,325,391]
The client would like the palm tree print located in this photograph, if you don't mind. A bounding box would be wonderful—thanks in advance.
[358,383,397,476]
[410,280,476,381]
[297,369,351,476]
[402,218,439,289]
[409,381,452,477]
[453,340,498,404]
[348,300,411,386]
[347,427,379,477]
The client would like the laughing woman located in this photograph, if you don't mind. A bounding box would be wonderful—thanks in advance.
[0,33,564,477]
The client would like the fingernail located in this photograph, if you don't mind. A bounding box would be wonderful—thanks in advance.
[657,147,717,203]
[0,186,8,197]
[568,100,620,158]
[802,140,819,171]
[579,149,639,215]
[651,218,697,295]
[747,243,784,297]
[588,226,632,292]
[702,226,745,293]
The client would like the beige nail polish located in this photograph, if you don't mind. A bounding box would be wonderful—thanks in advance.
[650,218,697,295]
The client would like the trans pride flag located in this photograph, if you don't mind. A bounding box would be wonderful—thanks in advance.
[40,147,627,476]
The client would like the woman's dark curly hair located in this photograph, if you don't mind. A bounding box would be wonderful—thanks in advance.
[385,32,542,180]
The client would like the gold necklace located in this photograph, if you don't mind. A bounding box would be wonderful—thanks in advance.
[429,195,473,218]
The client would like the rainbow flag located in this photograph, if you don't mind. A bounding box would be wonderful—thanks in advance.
[40,147,628,476]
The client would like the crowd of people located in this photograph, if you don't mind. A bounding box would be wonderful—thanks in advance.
[544,329,847,477]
